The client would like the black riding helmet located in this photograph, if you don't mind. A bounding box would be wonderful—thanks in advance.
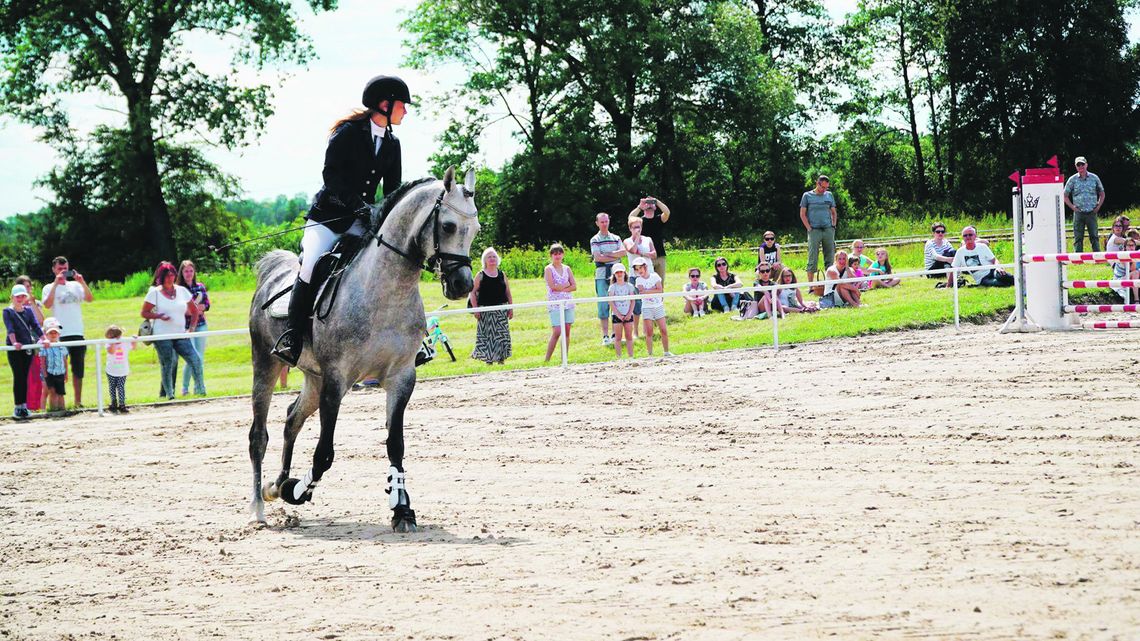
[362,75,414,109]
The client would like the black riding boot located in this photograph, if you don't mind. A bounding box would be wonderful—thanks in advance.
[272,277,313,366]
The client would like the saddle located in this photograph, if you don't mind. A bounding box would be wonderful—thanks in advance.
[263,233,367,320]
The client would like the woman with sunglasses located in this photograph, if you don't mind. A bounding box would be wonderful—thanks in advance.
[682,268,709,317]
[924,222,956,280]
[710,257,742,313]
[738,264,782,320]
[758,231,781,266]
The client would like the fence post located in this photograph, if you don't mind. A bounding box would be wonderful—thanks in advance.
[771,285,780,352]
[559,300,568,368]
[952,267,961,330]
[95,340,104,416]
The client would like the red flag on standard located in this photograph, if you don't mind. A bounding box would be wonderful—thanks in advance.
[1046,155,1059,168]
[1008,171,1020,184]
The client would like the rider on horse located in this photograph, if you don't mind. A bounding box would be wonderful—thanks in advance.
[272,75,412,366]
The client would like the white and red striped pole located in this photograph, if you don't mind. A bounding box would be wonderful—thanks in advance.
[1062,280,1140,289]
[1024,250,1140,264]
[1083,320,1140,329]
[1064,304,1140,313]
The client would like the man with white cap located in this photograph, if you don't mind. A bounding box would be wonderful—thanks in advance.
[4,284,45,419]
[1064,156,1106,252]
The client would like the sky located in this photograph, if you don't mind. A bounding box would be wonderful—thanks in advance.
[0,0,1132,218]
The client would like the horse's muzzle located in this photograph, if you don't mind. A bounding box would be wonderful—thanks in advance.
[442,266,474,300]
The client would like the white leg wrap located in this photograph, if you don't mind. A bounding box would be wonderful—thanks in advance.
[387,466,405,509]
[293,468,318,502]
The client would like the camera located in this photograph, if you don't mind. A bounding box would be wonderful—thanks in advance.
[63,269,76,280]
[645,198,656,206]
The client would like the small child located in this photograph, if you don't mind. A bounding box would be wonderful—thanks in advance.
[105,324,138,413]
[39,317,69,412]
[867,248,901,288]
[608,263,637,358]
[682,268,709,317]
[632,257,672,356]
[777,269,819,312]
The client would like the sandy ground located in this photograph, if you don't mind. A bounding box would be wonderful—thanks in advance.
[1,323,1138,640]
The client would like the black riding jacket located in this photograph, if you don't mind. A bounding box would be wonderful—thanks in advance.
[307,117,402,234]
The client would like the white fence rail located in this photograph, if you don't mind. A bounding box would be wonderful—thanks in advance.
[1,261,1017,417]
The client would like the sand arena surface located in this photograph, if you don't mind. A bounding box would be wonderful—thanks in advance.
[2,323,1138,640]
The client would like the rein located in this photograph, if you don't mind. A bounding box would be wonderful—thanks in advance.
[373,186,475,279]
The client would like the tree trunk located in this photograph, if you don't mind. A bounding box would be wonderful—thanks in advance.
[898,11,926,203]
[920,50,945,194]
[125,95,176,263]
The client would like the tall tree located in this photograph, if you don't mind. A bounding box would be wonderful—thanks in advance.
[0,1,334,263]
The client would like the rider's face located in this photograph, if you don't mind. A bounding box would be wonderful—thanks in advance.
[388,100,407,125]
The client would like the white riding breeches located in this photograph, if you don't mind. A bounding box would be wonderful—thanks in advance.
[298,219,366,283]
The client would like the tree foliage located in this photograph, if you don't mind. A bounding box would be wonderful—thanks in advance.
[0,0,335,266]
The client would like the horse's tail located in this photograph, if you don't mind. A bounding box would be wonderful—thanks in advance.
[255,250,299,287]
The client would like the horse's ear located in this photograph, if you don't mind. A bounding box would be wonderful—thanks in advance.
[444,165,456,191]
[464,168,476,192]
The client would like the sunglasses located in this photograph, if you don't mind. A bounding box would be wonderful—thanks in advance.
[934,229,946,234]
[757,268,771,272]
[689,273,700,278]
[962,233,976,238]
[715,262,727,267]
[764,237,775,241]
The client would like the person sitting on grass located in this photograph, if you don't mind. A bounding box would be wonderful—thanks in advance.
[738,263,782,320]
[632,257,672,357]
[820,251,862,308]
[924,222,956,279]
[682,268,709,317]
[710,257,742,313]
[39,317,69,412]
[608,263,637,358]
[1119,237,1139,302]
[867,248,901,288]
[950,226,1014,287]
[777,269,819,312]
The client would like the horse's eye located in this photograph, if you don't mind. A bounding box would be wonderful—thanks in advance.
[442,222,458,234]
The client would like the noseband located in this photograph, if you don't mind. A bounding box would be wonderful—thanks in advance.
[375,186,475,279]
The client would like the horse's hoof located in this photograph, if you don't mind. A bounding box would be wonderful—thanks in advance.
[280,478,311,505]
[391,507,417,533]
[262,484,280,502]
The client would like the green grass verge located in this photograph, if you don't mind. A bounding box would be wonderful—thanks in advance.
[1,243,1118,416]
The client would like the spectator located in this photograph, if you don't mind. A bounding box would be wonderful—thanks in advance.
[543,243,576,363]
[758,231,781,266]
[777,269,819,313]
[608,263,637,358]
[39,318,69,412]
[1063,156,1105,252]
[924,222,956,281]
[710,257,743,313]
[820,251,862,308]
[104,324,138,413]
[1124,238,1140,302]
[867,248,900,288]
[632,257,672,357]
[1106,216,1129,253]
[682,267,709,317]
[623,216,656,335]
[799,175,838,284]
[42,255,93,408]
[469,247,514,365]
[847,251,869,291]
[590,212,625,347]
[14,275,45,412]
[739,263,782,320]
[141,261,205,399]
[630,196,671,284]
[951,226,1014,287]
[176,260,210,397]
[850,239,873,270]
[278,367,290,390]
[4,284,43,419]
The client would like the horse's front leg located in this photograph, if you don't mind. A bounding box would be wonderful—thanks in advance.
[384,367,417,532]
[281,374,345,506]
[265,374,321,504]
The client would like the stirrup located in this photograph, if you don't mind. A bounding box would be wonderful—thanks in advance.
[271,330,301,366]
[414,341,435,367]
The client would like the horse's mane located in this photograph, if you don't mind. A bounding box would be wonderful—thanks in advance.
[370,177,436,233]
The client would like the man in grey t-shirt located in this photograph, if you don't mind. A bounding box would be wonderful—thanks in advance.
[1063,156,1106,252]
[799,175,838,283]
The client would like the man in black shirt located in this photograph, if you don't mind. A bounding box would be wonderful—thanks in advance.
[628,196,672,284]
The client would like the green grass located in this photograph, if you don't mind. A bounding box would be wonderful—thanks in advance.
[1,239,1120,416]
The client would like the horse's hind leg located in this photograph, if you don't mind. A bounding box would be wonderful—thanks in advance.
[384,367,417,532]
[249,355,283,524]
[266,373,322,504]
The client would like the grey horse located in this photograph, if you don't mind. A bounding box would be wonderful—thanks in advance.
[247,167,480,531]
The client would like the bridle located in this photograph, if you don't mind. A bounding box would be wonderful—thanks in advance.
[375,184,477,279]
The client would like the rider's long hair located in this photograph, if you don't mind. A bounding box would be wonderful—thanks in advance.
[329,108,376,136]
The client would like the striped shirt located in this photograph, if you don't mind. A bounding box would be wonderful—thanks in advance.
[590,232,623,280]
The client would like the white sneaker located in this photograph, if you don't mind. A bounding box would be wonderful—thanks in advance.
[602,336,614,347]
[663,351,675,357]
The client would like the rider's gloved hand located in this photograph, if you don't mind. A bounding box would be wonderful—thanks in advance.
[353,203,372,221]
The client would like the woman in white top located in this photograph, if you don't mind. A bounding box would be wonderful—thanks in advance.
[141,261,204,399]
[624,215,656,337]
